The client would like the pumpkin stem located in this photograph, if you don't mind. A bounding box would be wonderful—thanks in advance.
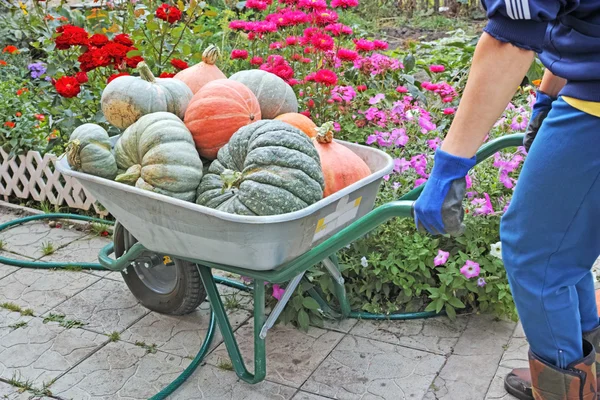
[316,122,335,144]
[137,62,156,83]
[66,139,82,171]
[221,169,243,192]
[202,45,220,65]
[115,164,142,186]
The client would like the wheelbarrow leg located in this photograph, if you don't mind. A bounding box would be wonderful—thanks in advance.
[322,254,351,318]
[197,265,267,384]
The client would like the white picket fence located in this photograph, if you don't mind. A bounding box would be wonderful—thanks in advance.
[0,148,107,215]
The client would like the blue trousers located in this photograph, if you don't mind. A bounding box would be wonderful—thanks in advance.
[501,97,600,368]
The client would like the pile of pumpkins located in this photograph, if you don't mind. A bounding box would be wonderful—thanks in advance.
[67,46,372,216]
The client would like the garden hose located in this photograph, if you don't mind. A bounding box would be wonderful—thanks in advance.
[0,213,438,399]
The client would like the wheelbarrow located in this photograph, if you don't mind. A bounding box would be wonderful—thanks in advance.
[56,133,524,385]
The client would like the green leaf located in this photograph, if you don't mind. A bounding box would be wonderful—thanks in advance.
[302,297,320,310]
[126,50,142,58]
[297,309,309,331]
[445,304,456,320]
[447,297,465,309]
[424,301,437,312]
[435,298,444,314]
[403,53,416,72]
[146,21,159,31]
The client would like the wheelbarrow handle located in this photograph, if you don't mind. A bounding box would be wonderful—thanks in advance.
[398,133,525,202]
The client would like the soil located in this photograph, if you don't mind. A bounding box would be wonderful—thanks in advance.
[382,21,487,50]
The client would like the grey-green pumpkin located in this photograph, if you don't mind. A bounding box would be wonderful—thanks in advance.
[196,120,324,215]
[229,70,298,119]
[114,112,203,202]
[101,62,193,130]
[66,123,118,180]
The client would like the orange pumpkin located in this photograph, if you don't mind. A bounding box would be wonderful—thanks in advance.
[173,45,227,94]
[275,113,317,138]
[184,79,261,159]
[313,122,371,197]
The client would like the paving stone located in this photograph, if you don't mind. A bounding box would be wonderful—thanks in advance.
[321,318,357,334]
[0,251,32,280]
[0,209,22,223]
[513,322,525,338]
[485,366,518,400]
[292,391,332,400]
[208,320,344,388]
[301,335,445,400]
[0,222,83,259]
[484,335,529,400]
[0,381,19,399]
[50,278,149,334]
[429,315,516,400]
[0,317,107,387]
[350,316,468,356]
[120,301,251,358]
[50,340,190,400]
[169,364,297,400]
[0,309,35,340]
[0,268,100,315]
[37,234,111,265]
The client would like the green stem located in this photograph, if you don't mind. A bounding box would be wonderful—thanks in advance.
[164,2,198,63]
[137,62,156,82]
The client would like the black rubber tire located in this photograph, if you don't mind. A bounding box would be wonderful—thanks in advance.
[113,222,206,315]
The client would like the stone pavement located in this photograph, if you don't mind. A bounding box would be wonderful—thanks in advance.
[0,206,529,400]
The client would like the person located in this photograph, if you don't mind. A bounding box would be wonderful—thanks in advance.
[412,1,600,399]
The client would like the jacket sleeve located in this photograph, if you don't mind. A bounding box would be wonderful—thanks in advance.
[481,0,574,52]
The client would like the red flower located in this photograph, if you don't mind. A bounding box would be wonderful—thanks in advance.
[337,48,358,61]
[291,53,302,61]
[159,72,176,78]
[107,72,129,83]
[54,25,89,50]
[103,42,129,64]
[356,84,367,92]
[231,49,249,60]
[0,60,7,66]
[4,121,15,128]
[229,20,247,30]
[314,69,337,86]
[310,33,334,52]
[288,78,300,86]
[246,0,269,10]
[373,40,389,50]
[285,36,298,46]
[299,110,311,118]
[125,55,144,69]
[114,34,133,46]
[354,39,374,52]
[429,64,445,73]
[298,0,327,11]
[89,34,109,47]
[91,48,112,68]
[312,10,338,25]
[170,58,188,70]
[100,230,109,237]
[54,76,81,98]
[300,57,311,63]
[260,55,295,82]
[396,86,408,93]
[15,112,22,117]
[2,45,18,54]
[250,56,264,66]
[16,88,28,96]
[155,4,182,24]
[35,114,45,121]
[269,42,284,50]
[75,71,88,83]
[331,0,358,7]
[77,51,96,72]
[443,108,456,115]
[307,99,315,108]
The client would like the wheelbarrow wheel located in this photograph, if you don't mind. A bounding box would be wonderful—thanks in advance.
[113,222,206,315]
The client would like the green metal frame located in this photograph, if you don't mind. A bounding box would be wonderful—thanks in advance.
[98,133,525,385]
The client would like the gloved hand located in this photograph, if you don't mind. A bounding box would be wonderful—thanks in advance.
[413,149,476,236]
[523,90,555,152]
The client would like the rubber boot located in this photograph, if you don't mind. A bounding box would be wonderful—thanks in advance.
[504,327,600,399]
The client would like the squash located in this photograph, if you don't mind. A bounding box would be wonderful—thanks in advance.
[66,123,118,180]
[274,113,317,138]
[184,79,261,159]
[101,62,193,130]
[313,122,371,197]
[113,112,203,202]
[229,69,298,119]
[196,120,324,215]
[173,45,227,94]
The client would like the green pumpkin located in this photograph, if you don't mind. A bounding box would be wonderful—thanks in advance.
[229,70,298,119]
[101,62,193,130]
[114,112,203,201]
[66,123,118,180]
[196,120,324,215]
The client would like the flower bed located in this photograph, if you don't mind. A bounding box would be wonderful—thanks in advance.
[0,0,545,329]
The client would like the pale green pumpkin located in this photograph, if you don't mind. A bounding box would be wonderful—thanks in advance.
[229,70,298,119]
[101,62,193,130]
[66,123,118,180]
[196,120,324,215]
[114,112,203,201]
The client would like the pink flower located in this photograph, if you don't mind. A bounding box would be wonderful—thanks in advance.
[246,0,269,10]
[310,33,334,51]
[337,48,358,61]
[298,0,327,10]
[427,137,441,150]
[369,93,385,105]
[429,64,445,73]
[472,193,494,215]
[312,9,338,25]
[477,277,487,287]
[373,40,389,50]
[286,36,298,46]
[443,107,455,115]
[419,116,436,133]
[325,23,353,36]
[229,20,247,30]
[434,249,450,266]
[270,42,284,50]
[354,38,374,52]
[465,175,472,189]
[393,158,410,173]
[414,178,427,188]
[272,284,285,300]
[511,114,528,131]
[250,56,264,65]
[460,260,481,279]
[231,49,249,60]
[314,69,338,86]
[396,86,408,93]
[331,0,358,7]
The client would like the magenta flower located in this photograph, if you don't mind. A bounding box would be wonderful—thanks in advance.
[415,178,427,188]
[331,0,359,8]
[427,137,441,150]
[429,64,445,73]
[477,277,487,287]
[443,107,455,115]
[393,158,410,173]
[272,284,285,300]
[396,86,408,93]
[366,135,377,145]
[510,114,528,131]
[434,249,450,266]
[419,116,436,133]
[460,260,480,279]
[369,93,385,105]
[465,175,472,189]
[472,193,494,216]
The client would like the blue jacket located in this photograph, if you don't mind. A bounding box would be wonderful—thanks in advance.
[482,0,600,101]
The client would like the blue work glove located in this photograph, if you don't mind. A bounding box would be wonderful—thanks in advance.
[523,90,555,152]
[413,149,476,236]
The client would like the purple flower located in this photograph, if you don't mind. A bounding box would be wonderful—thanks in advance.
[414,178,427,188]
[472,193,494,215]
[434,249,449,266]
[477,277,486,287]
[28,62,47,79]
[393,158,410,173]
[427,137,441,150]
[419,116,436,133]
[499,171,515,189]
[510,114,528,131]
[383,174,390,181]
[333,122,341,132]
[366,135,377,145]
[272,284,285,301]
[369,93,385,105]
[460,260,480,279]
[391,128,408,147]
[410,154,428,177]
[465,175,472,189]
[392,182,401,190]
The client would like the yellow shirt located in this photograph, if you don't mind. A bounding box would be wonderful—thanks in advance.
[563,96,600,118]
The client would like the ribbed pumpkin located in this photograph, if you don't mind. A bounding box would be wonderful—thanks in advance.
[101,62,193,130]
[229,70,298,119]
[196,120,325,215]
[173,45,227,94]
[184,79,261,159]
[274,113,317,138]
[114,112,203,202]
[66,124,118,180]
[314,122,371,197]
